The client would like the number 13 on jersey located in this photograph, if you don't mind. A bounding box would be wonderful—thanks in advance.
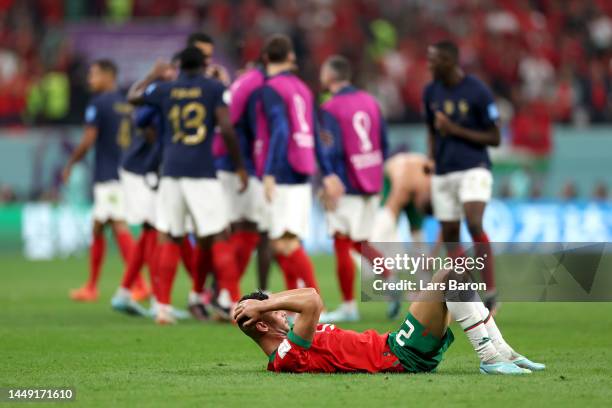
[168,102,207,145]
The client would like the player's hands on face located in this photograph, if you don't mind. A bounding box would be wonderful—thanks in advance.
[263,175,276,202]
[206,64,231,86]
[236,168,249,193]
[233,299,264,327]
[434,111,455,134]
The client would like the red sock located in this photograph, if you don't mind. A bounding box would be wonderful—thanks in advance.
[148,243,161,301]
[115,229,134,264]
[473,232,495,291]
[87,234,106,289]
[180,237,196,279]
[230,231,261,279]
[192,246,212,294]
[334,236,355,301]
[447,243,465,259]
[353,241,390,279]
[120,230,148,289]
[157,242,180,305]
[275,253,298,290]
[211,240,241,301]
[286,246,319,292]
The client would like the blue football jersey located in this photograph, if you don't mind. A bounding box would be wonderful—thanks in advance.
[141,72,227,178]
[423,75,499,175]
[85,90,133,182]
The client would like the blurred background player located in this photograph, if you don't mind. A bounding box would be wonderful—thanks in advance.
[316,55,389,323]
[374,151,433,243]
[110,59,179,317]
[63,60,137,302]
[424,41,500,311]
[128,46,248,324]
[216,59,271,292]
[187,32,231,86]
[258,35,322,292]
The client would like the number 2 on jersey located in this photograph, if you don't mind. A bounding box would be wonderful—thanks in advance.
[395,318,415,347]
[168,102,207,145]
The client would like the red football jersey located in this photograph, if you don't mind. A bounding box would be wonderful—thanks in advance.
[267,324,405,373]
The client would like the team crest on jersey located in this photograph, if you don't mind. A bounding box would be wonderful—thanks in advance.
[278,339,292,359]
[458,99,469,116]
[444,100,455,115]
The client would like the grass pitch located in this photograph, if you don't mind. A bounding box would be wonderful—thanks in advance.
[1,252,611,407]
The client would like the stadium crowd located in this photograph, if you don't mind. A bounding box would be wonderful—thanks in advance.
[1,0,611,132]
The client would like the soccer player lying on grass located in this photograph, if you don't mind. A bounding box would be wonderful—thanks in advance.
[233,268,545,374]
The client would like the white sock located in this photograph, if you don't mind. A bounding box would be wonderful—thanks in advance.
[341,300,357,313]
[188,291,202,306]
[115,287,131,300]
[474,302,516,360]
[446,301,502,363]
[217,289,232,309]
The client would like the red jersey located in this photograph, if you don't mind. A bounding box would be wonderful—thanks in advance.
[267,324,405,374]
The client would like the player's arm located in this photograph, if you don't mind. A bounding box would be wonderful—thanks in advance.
[127,60,169,105]
[216,105,248,191]
[261,86,289,178]
[435,112,500,146]
[134,105,159,143]
[316,110,344,209]
[260,86,289,201]
[63,125,97,183]
[422,87,437,169]
[234,288,323,343]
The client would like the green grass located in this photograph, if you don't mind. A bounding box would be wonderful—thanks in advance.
[1,252,611,407]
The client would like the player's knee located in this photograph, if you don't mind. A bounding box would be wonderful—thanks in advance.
[441,223,460,241]
[271,236,299,255]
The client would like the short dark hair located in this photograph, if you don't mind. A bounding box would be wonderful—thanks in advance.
[434,40,459,62]
[178,46,205,70]
[92,59,117,77]
[236,290,269,329]
[325,55,352,81]
[187,32,213,46]
[263,34,293,63]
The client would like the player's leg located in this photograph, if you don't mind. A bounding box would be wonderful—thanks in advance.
[256,232,272,291]
[442,268,531,374]
[229,220,261,280]
[460,167,497,311]
[182,177,240,320]
[153,177,188,324]
[228,174,262,278]
[111,222,156,316]
[320,195,358,321]
[370,175,404,242]
[405,202,425,243]
[386,272,454,373]
[269,183,319,292]
[473,301,545,371]
[69,219,106,301]
[432,171,464,258]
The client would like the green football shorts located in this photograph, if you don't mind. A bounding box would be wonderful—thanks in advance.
[381,176,425,231]
[387,312,454,373]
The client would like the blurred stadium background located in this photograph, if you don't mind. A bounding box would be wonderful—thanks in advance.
[0,0,611,259]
